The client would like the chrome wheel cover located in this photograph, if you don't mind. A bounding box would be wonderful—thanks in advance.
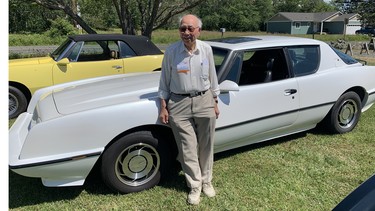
[115,143,160,187]
[337,99,358,129]
[9,93,18,116]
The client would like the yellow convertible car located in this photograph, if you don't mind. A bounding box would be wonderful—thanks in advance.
[9,34,164,118]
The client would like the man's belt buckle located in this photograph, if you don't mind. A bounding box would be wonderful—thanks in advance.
[189,92,198,97]
[189,91,205,97]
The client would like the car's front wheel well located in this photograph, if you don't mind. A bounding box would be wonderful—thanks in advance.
[105,125,176,152]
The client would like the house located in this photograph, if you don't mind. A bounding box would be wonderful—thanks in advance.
[267,12,361,35]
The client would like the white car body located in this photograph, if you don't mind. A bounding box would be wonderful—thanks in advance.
[9,36,375,193]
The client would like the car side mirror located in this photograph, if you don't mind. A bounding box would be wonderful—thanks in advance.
[57,58,70,66]
[219,80,239,93]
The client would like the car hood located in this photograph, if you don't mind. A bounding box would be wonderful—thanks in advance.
[9,56,55,66]
[52,72,161,115]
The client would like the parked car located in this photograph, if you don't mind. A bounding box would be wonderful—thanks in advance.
[333,173,375,211]
[9,36,375,194]
[9,34,164,119]
[355,27,375,36]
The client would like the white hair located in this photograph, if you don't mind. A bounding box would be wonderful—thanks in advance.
[179,14,202,28]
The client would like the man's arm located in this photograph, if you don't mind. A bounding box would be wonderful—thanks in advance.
[159,98,169,124]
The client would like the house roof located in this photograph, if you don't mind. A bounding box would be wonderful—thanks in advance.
[269,12,341,22]
[331,13,359,22]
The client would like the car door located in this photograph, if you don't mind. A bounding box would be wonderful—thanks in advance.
[52,40,124,85]
[215,48,299,150]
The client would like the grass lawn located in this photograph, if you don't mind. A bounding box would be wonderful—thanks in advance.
[8,106,375,210]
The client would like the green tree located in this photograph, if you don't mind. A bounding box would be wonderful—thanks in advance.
[273,0,301,12]
[255,0,275,31]
[333,0,375,26]
[332,0,361,13]
[34,0,97,34]
[273,0,334,13]
[45,17,77,37]
[300,0,336,12]
[9,0,63,33]
[79,0,118,30]
[358,0,375,26]
[129,0,204,38]
[33,0,204,38]
[197,0,261,31]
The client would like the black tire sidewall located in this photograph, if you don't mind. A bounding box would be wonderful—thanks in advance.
[101,131,164,193]
[9,86,27,119]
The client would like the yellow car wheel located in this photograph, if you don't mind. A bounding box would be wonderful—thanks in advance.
[9,86,27,119]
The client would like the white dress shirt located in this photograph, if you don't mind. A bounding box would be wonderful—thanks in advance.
[158,40,220,100]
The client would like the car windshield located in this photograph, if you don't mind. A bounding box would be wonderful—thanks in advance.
[331,47,359,65]
[50,39,73,61]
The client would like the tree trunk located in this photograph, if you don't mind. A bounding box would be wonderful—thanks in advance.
[63,4,97,34]
[34,0,97,34]
[113,0,136,35]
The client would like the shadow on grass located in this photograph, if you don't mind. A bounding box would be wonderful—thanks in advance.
[214,131,308,161]
[9,160,186,209]
[9,130,312,209]
[9,170,83,209]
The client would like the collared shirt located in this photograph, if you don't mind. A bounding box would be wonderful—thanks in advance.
[158,40,220,100]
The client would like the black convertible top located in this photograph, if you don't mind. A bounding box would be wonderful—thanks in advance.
[68,34,163,56]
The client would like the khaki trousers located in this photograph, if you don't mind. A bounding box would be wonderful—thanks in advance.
[168,91,216,188]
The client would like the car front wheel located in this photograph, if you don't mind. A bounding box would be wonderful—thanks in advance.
[324,91,361,134]
[9,86,27,119]
[101,130,173,193]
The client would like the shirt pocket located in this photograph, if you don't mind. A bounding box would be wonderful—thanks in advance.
[200,59,209,81]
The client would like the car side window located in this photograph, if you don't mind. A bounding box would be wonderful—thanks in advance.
[107,41,121,60]
[69,41,111,62]
[67,41,84,62]
[119,41,136,58]
[212,47,230,81]
[224,52,242,83]
[288,46,320,77]
[238,48,289,85]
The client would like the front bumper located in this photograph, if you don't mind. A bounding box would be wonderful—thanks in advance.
[9,112,102,187]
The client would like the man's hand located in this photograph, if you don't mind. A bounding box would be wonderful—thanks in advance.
[159,107,169,124]
[214,103,220,119]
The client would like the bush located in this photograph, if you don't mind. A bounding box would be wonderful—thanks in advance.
[9,34,66,46]
[44,17,78,38]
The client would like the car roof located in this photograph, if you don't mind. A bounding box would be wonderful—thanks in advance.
[206,36,322,51]
[68,34,163,56]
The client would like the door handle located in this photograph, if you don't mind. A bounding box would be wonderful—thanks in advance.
[284,89,297,95]
[112,65,122,69]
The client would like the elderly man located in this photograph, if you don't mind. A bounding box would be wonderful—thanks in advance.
[158,14,220,205]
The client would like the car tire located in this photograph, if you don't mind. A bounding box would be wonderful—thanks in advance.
[101,130,174,193]
[9,86,28,119]
[324,91,361,134]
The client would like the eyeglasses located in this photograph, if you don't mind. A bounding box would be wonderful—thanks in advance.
[179,25,199,33]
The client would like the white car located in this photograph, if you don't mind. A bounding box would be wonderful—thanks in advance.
[9,36,375,194]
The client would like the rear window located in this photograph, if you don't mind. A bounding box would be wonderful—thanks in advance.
[331,47,359,65]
